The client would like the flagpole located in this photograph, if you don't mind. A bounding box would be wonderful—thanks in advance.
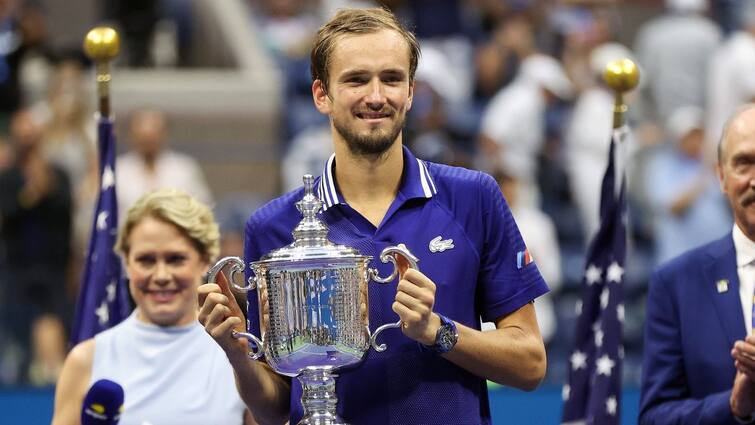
[561,58,639,424]
[603,59,639,129]
[83,27,120,118]
[70,27,129,346]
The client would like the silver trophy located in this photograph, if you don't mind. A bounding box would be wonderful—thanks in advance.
[207,174,418,425]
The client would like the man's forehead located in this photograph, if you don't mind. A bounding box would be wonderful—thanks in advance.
[329,29,411,71]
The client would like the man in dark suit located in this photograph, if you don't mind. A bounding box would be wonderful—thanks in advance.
[640,104,755,424]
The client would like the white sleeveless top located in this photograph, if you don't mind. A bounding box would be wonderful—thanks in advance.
[91,311,247,425]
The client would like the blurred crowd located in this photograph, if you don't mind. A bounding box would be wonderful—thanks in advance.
[0,0,753,390]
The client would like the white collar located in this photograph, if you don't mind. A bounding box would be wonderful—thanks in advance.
[732,223,755,267]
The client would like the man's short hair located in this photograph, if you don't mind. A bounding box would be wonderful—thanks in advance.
[310,7,421,92]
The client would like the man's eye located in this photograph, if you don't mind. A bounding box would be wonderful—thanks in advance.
[346,76,367,84]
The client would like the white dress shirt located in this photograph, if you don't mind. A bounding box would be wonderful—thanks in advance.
[733,224,755,335]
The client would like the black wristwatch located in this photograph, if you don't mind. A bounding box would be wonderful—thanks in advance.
[425,313,458,354]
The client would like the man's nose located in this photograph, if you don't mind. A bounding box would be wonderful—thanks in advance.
[365,79,386,107]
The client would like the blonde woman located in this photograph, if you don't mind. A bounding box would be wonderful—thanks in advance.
[52,189,255,425]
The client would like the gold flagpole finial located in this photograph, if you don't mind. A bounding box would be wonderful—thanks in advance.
[603,59,640,129]
[84,27,120,62]
[83,27,120,118]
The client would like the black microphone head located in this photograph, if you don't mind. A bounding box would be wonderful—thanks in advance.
[81,379,124,425]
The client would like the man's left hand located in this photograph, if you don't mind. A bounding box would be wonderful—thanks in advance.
[391,267,440,346]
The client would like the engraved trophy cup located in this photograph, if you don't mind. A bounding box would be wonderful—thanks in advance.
[207,175,418,425]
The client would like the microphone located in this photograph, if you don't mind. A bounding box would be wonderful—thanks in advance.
[81,379,124,425]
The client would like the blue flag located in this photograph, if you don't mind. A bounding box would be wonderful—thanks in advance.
[70,116,131,345]
[561,126,628,424]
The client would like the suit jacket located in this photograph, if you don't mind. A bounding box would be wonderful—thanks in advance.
[640,234,747,424]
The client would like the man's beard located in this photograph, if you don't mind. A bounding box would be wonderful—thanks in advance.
[333,114,405,159]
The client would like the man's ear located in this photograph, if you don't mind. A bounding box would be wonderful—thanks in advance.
[406,80,415,112]
[312,79,331,115]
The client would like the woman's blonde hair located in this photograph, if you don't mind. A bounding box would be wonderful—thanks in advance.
[115,189,220,263]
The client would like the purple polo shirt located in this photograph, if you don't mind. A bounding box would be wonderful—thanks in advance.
[244,146,549,425]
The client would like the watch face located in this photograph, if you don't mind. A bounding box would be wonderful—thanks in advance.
[437,324,458,352]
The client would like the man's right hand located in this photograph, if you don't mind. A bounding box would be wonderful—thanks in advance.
[730,337,755,418]
[198,271,249,362]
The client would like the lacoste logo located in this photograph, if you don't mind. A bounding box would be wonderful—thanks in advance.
[429,236,454,253]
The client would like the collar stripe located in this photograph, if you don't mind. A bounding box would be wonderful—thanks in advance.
[417,158,433,198]
[317,181,329,211]
[320,176,332,208]
[419,159,437,195]
[325,154,340,206]
[317,149,438,208]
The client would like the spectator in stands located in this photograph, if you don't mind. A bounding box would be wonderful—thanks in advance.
[706,0,755,154]
[478,53,574,208]
[115,108,213,219]
[0,0,55,126]
[634,0,721,126]
[0,109,72,385]
[645,106,731,265]
[33,60,97,270]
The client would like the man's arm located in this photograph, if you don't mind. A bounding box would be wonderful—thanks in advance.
[639,270,737,424]
[393,268,546,390]
[198,274,290,425]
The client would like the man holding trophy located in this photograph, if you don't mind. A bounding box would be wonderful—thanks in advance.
[198,7,549,425]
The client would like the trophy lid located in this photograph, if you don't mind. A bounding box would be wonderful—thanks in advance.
[254,174,367,265]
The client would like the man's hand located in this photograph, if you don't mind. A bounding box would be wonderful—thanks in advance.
[733,336,755,381]
[198,271,249,361]
[391,251,440,346]
[730,337,755,418]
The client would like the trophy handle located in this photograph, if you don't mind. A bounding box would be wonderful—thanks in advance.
[368,245,420,352]
[206,257,265,360]
[232,330,265,360]
[206,256,255,292]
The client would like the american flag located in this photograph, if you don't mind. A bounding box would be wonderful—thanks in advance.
[70,116,130,345]
[561,125,628,424]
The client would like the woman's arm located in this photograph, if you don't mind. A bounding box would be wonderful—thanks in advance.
[51,339,95,425]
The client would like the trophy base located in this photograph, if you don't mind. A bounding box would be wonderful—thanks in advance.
[297,366,348,425]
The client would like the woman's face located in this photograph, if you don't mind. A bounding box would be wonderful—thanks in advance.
[125,216,209,327]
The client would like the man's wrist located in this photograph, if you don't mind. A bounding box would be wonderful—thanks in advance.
[419,313,442,346]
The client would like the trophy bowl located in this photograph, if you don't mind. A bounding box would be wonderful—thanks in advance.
[207,175,417,425]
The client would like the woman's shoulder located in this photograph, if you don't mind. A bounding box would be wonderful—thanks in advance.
[65,339,95,375]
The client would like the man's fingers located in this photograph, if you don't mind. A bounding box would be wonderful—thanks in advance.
[392,301,421,324]
[210,315,242,340]
[736,360,755,381]
[734,349,755,370]
[397,278,435,302]
[198,292,229,325]
[209,271,246,325]
[395,291,431,316]
[198,283,221,307]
